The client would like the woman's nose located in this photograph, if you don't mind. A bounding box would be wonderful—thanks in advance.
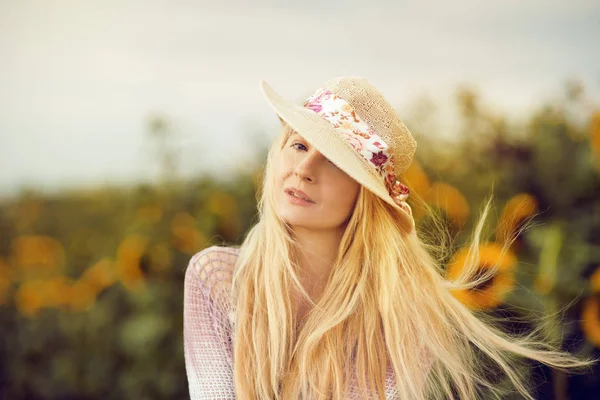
[293,150,324,181]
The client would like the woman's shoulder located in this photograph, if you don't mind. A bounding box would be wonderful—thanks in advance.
[188,245,240,272]
[186,245,240,302]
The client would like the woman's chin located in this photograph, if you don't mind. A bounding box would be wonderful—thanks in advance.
[277,208,314,225]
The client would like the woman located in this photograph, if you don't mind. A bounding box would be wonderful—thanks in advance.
[183,76,595,399]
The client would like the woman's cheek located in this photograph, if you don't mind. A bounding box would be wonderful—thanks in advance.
[280,157,293,177]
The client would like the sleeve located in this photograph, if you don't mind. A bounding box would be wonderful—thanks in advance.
[183,246,236,400]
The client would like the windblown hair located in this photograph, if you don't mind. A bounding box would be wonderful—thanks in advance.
[229,123,595,400]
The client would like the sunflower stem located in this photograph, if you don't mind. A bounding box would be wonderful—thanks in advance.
[537,222,567,400]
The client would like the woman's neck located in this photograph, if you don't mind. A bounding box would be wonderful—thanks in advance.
[292,226,344,295]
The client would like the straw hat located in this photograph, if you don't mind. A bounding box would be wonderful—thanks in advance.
[259,76,417,232]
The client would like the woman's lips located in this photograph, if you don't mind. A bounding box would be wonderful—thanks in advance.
[284,187,314,203]
[284,190,315,206]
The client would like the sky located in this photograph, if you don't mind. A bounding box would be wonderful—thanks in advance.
[1,0,599,198]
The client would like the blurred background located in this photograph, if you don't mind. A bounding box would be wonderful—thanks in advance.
[1,1,600,399]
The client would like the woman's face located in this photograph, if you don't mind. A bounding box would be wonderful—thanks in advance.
[275,130,361,229]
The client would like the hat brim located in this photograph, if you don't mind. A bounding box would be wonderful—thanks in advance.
[259,80,414,230]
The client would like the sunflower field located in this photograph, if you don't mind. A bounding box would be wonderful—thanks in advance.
[1,82,599,399]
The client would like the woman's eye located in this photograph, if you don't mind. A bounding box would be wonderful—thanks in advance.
[291,142,307,151]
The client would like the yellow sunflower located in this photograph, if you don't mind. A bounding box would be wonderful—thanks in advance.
[170,212,206,255]
[116,235,148,291]
[424,182,470,229]
[81,257,116,295]
[15,280,44,317]
[15,276,72,316]
[402,161,431,218]
[581,294,600,348]
[40,276,72,308]
[404,160,431,195]
[495,193,538,251]
[10,235,65,279]
[447,243,518,310]
[68,279,97,312]
[590,266,600,293]
[0,257,13,305]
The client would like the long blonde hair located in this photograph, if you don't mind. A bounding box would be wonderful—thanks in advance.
[230,123,595,399]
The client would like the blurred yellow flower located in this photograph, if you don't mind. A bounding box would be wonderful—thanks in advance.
[424,182,470,228]
[402,160,431,218]
[0,257,13,305]
[170,212,206,255]
[10,235,65,278]
[15,276,72,317]
[15,280,44,317]
[15,258,117,315]
[581,294,600,348]
[171,211,196,227]
[41,276,72,308]
[495,193,538,250]
[590,266,600,293]
[403,160,431,198]
[116,235,148,291]
[81,257,116,295]
[68,279,96,312]
[447,243,518,310]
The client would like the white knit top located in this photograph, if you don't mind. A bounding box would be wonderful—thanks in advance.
[183,245,421,399]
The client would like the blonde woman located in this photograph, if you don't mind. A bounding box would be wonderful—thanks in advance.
[183,77,595,399]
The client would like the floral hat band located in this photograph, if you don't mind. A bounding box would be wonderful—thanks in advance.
[303,87,411,206]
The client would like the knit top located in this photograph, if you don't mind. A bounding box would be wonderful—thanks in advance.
[183,245,429,399]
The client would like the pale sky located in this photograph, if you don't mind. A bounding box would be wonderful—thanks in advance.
[1,0,599,198]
